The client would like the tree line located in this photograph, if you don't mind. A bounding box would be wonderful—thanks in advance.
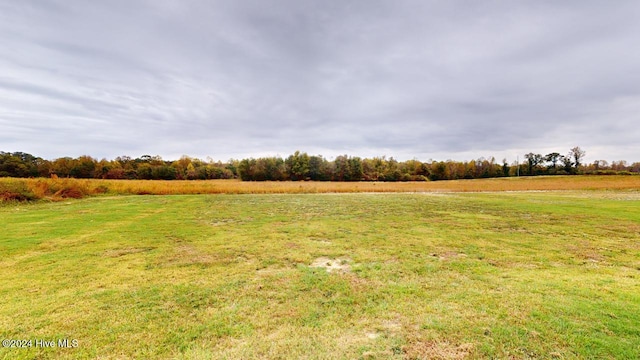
[1,147,638,181]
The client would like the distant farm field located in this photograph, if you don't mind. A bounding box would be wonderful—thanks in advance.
[1,184,639,358]
[1,175,640,201]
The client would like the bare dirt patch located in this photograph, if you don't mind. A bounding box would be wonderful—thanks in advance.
[310,237,332,245]
[365,332,380,340]
[208,218,246,226]
[364,318,403,342]
[310,257,351,273]
[382,319,402,331]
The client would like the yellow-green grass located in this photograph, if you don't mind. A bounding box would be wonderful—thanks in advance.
[1,192,639,359]
[1,175,640,201]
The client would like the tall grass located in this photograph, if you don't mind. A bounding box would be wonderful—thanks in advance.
[1,175,639,202]
[0,178,108,201]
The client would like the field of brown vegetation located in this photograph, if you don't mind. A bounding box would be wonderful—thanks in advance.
[1,175,639,201]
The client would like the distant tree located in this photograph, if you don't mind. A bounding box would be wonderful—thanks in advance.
[592,160,609,171]
[116,155,132,163]
[3,152,43,177]
[463,160,475,179]
[429,161,447,181]
[238,157,286,181]
[260,157,286,180]
[0,153,27,177]
[3,147,632,181]
[611,160,628,172]
[348,156,364,181]
[237,159,255,181]
[225,159,239,178]
[137,164,153,179]
[152,165,177,180]
[185,163,197,179]
[94,158,112,178]
[35,157,52,177]
[545,152,561,170]
[308,155,329,181]
[333,155,350,181]
[285,151,310,181]
[524,153,543,175]
[50,157,72,177]
[115,156,135,178]
[569,147,586,171]
[397,159,428,181]
[481,157,500,178]
[172,156,193,179]
[560,155,573,173]
[449,161,466,180]
[150,156,165,166]
[362,156,388,181]
[70,156,97,178]
[105,167,126,179]
[383,157,402,181]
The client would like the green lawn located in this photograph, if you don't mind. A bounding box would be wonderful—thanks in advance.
[1,192,639,359]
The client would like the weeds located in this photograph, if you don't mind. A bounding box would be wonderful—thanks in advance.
[1,175,639,203]
[0,179,37,202]
[0,178,110,202]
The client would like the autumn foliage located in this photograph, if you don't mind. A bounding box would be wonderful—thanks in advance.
[1,148,639,183]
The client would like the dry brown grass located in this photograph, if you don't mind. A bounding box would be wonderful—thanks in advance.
[99,175,640,194]
[1,175,639,200]
[403,339,474,360]
[309,257,352,273]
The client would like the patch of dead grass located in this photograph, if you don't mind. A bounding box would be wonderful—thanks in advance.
[431,252,468,261]
[103,247,155,257]
[4,175,640,200]
[161,244,216,267]
[403,340,474,360]
[310,257,351,273]
[567,241,605,263]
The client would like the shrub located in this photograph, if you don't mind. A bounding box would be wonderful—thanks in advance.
[1,191,30,202]
[94,185,109,194]
[54,187,85,199]
[0,181,37,202]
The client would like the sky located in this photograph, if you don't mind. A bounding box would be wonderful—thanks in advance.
[1,0,639,163]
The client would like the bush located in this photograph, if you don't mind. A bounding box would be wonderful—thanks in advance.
[0,181,37,202]
[591,170,618,175]
[1,191,31,202]
[54,187,85,199]
[94,185,109,194]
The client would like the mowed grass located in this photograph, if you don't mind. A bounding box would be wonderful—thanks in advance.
[1,191,639,359]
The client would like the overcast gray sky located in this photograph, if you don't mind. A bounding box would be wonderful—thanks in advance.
[1,0,639,163]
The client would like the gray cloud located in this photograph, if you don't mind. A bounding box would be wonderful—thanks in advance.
[1,0,639,162]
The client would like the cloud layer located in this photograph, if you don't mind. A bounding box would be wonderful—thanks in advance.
[2,0,639,162]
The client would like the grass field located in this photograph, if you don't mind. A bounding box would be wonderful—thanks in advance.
[1,181,639,358]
